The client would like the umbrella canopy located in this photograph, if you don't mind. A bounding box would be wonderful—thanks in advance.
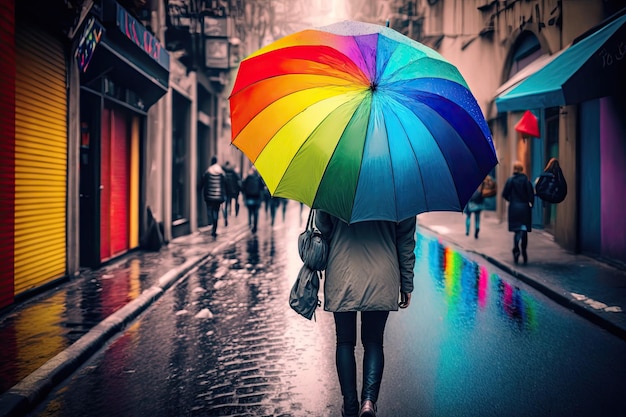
[230,20,497,224]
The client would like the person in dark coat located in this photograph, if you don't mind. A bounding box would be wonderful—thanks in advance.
[316,211,417,417]
[242,167,264,233]
[502,161,535,264]
[222,161,242,225]
[202,156,226,237]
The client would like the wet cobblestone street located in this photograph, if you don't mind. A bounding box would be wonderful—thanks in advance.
[29,208,343,417]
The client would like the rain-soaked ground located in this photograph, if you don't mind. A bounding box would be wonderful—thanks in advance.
[0,212,247,394]
[20,203,626,417]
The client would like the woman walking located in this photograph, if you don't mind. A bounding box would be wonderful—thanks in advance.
[502,161,535,264]
[316,211,417,417]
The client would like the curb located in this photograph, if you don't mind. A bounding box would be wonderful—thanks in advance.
[418,226,626,342]
[0,226,250,417]
[480,253,626,342]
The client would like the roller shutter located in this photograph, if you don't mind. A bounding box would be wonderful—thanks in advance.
[100,107,130,261]
[14,24,67,294]
[0,0,15,308]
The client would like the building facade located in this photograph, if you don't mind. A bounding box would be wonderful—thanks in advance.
[404,0,626,266]
[0,0,235,309]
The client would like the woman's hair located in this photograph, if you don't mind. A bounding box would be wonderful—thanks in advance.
[544,157,560,171]
[513,161,524,173]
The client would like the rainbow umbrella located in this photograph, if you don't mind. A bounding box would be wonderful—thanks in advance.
[230,20,497,224]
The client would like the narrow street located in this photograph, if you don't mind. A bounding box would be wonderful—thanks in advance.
[27,204,626,417]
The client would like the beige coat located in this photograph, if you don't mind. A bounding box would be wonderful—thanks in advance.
[315,211,417,312]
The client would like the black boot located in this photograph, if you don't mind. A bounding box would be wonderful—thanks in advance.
[522,250,528,264]
[512,248,520,264]
[474,228,479,239]
[359,400,377,417]
[337,345,359,417]
[361,343,383,413]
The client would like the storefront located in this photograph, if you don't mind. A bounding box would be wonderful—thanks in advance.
[196,72,217,229]
[78,0,169,267]
[495,12,626,263]
[169,58,193,238]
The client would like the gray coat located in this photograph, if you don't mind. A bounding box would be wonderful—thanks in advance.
[315,211,417,312]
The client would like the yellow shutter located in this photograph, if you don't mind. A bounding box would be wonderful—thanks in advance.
[14,24,67,294]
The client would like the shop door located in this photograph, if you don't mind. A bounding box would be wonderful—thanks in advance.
[100,107,130,261]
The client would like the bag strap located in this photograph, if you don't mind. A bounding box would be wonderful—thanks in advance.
[306,208,315,232]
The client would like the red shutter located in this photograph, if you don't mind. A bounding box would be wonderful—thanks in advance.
[100,108,111,260]
[100,107,130,262]
[109,108,129,256]
[0,0,15,308]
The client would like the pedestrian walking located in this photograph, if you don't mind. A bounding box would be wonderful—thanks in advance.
[280,198,289,222]
[464,183,484,239]
[315,210,417,417]
[502,161,535,264]
[262,182,272,217]
[222,161,242,225]
[242,167,264,233]
[202,156,226,237]
[269,197,287,226]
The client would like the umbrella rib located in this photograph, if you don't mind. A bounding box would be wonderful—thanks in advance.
[384,97,429,214]
[309,96,371,223]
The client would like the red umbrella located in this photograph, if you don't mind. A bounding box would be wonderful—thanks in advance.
[514,110,540,138]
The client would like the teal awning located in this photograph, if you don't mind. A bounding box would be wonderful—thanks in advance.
[496,13,626,112]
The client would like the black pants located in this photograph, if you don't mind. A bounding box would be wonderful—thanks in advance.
[334,311,389,414]
[513,230,528,253]
[223,195,239,217]
[246,203,260,232]
[205,201,221,235]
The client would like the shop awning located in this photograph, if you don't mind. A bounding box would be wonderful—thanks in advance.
[495,13,626,112]
[493,52,562,98]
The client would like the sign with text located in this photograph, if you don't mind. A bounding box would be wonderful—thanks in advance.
[205,38,229,69]
[115,3,170,70]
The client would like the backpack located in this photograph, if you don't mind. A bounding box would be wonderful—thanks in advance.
[535,163,567,204]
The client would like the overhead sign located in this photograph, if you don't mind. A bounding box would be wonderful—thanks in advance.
[115,2,170,71]
[75,17,104,73]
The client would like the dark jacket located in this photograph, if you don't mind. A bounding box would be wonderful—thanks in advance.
[223,166,241,197]
[203,163,226,203]
[242,172,264,203]
[502,172,534,232]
